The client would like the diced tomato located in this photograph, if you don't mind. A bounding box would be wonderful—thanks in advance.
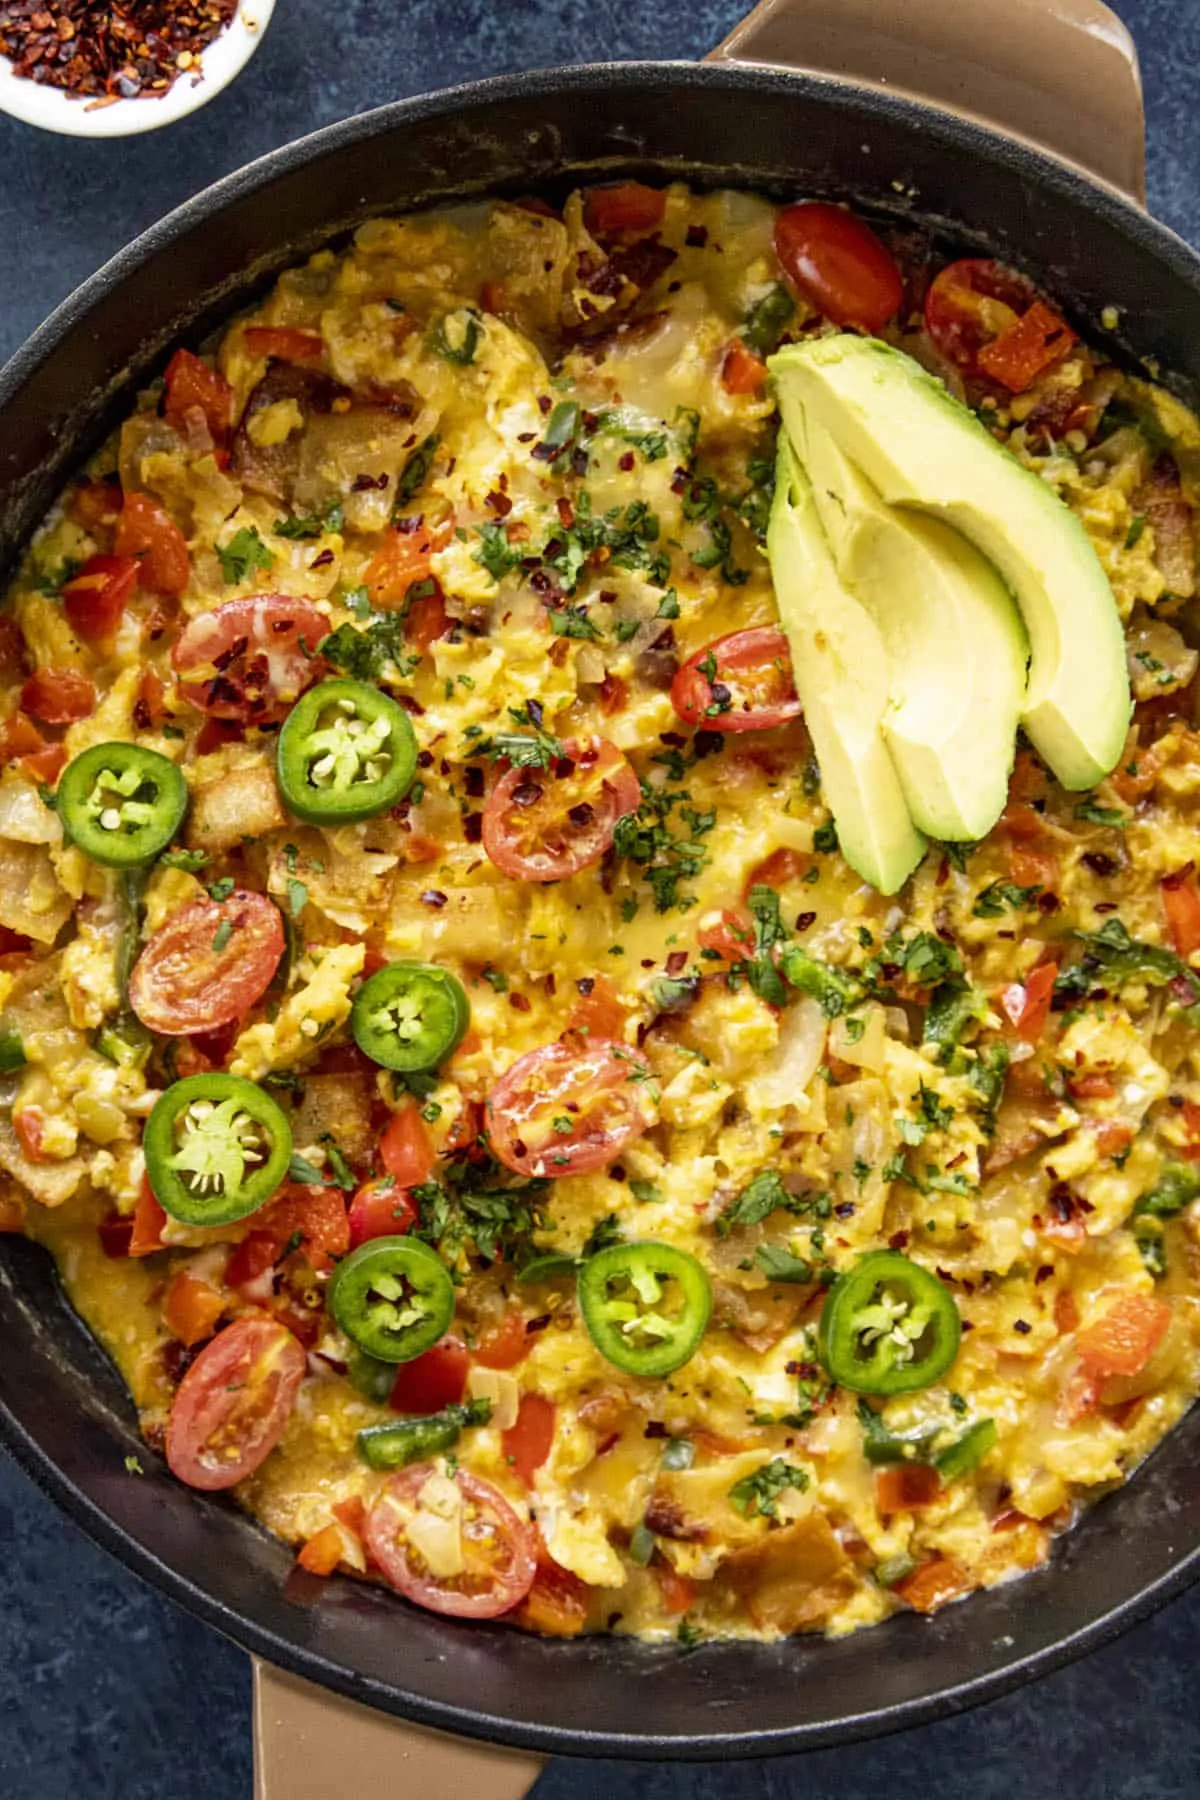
[743,846,809,896]
[253,1183,351,1273]
[21,668,95,725]
[1055,1290,1080,1335]
[502,1391,556,1485]
[512,1552,589,1637]
[1162,868,1200,958]
[379,1099,436,1186]
[195,717,243,756]
[364,527,441,607]
[162,1270,226,1348]
[564,973,626,1042]
[583,181,666,237]
[243,326,325,363]
[895,1555,975,1615]
[129,1178,168,1256]
[774,202,903,332]
[347,1178,417,1247]
[475,1308,530,1371]
[61,554,138,642]
[163,348,234,445]
[1057,1367,1100,1426]
[405,587,450,654]
[721,338,768,394]
[114,493,190,598]
[698,905,755,963]
[655,1564,698,1616]
[1076,1294,1173,1379]
[976,299,1076,393]
[21,743,67,785]
[13,1107,46,1162]
[225,1230,279,1292]
[389,1337,470,1414]
[1001,962,1057,1041]
[875,1464,942,1515]
[0,712,44,761]
[297,1523,344,1577]
[135,666,167,729]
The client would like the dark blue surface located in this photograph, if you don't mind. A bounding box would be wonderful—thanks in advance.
[3,2,1200,1794]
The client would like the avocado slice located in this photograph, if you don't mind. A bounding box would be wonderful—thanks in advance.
[777,384,1028,842]
[767,437,926,894]
[769,336,1131,791]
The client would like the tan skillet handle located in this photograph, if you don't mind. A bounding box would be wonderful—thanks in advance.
[253,1660,547,1800]
[709,0,1145,203]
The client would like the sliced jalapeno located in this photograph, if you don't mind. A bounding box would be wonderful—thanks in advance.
[58,742,187,867]
[328,1236,455,1362]
[144,1072,292,1227]
[818,1250,961,1395]
[578,1240,712,1378]
[351,960,469,1073]
[356,1397,492,1471]
[277,678,417,825]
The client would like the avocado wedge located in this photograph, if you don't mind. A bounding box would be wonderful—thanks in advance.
[767,437,926,894]
[769,336,1131,791]
[778,384,1028,842]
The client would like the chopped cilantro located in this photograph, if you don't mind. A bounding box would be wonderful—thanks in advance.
[728,1458,809,1518]
[217,526,274,585]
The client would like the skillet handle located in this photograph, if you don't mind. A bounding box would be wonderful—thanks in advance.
[708,0,1145,203]
[253,1659,547,1800]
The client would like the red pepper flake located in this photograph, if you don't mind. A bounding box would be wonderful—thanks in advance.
[0,0,238,102]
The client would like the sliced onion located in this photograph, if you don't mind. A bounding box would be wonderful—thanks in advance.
[744,997,826,1113]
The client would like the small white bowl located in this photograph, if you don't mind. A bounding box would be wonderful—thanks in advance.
[0,0,275,138]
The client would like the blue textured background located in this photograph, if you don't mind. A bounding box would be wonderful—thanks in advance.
[2,2,1200,1794]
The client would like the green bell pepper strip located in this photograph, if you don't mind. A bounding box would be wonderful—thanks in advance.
[933,1418,997,1482]
[356,1397,492,1471]
[818,1250,961,1395]
[276,678,417,825]
[351,960,470,1073]
[58,742,187,867]
[144,1073,293,1227]
[327,1236,455,1362]
[578,1240,712,1379]
[0,1030,26,1074]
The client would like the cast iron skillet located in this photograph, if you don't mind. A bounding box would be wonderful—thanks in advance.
[3,51,1200,1763]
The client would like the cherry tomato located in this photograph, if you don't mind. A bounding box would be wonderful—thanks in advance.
[502,1392,555,1484]
[924,258,1044,377]
[114,493,191,598]
[348,1177,418,1248]
[364,1465,536,1618]
[61,554,138,641]
[774,203,903,332]
[389,1338,470,1414]
[583,181,666,237]
[474,1308,530,1371]
[20,668,96,725]
[671,628,800,733]
[721,339,768,395]
[482,736,640,883]
[487,1038,658,1178]
[243,326,325,363]
[166,1316,306,1491]
[379,1100,436,1187]
[163,349,234,445]
[1076,1294,1173,1378]
[129,891,284,1035]
[172,594,329,724]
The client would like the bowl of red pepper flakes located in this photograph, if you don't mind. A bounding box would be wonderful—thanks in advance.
[0,0,275,136]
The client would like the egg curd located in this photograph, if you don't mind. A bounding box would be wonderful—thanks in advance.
[3,181,1200,1642]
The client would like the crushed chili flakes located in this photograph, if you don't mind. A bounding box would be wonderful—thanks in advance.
[0,0,238,103]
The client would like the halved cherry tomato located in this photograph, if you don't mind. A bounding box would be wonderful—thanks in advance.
[924,258,1072,393]
[61,554,138,641]
[721,339,768,395]
[405,586,450,654]
[114,493,190,598]
[656,1564,698,1616]
[1000,962,1057,1041]
[512,1543,588,1636]
[130,1177,168,1256]
[774,203,903,332]
[487,1038,658,1178]
[254,1183,351,1273]
[172,594,329,724]
[348,1177,417,1248]
[1076,1294,1173,1379]
[583,181,666,237]
[502,1392,555,1484]
[163,349,234,445]
[743,847,810,895]
[363,527,441,607]
[482,736,640,884]
[166,1316,305,1491]
[129,891,284,1035]
[365,1464,536,1618]
[379,1099,436,1187]
[475,1309,530,1371]
[389,1337,470,1414]
[895,1555,975,1615]
[243,326,325,363]
[671,627,800,733]
[564,973,626,1042]
[162,1270,226,1348]
[21,668,95,725]
[698,906,755,963]
[1162,868,1200,958]
[977,298,1076,393]
[875,1464,942,1516]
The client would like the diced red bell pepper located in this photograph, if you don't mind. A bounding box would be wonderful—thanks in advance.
[389,1338,470,1415]
[721,339,768,395]
[976,298,1076,392]
[62,554,138,641]
[502,1392,556,1485]
[21,669,96,726]
[583,181,666,237]
[1162,868,1200,958]
[1076,1294,1173,1378]
[474,1308,530,1370]
[163,348,234,445]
